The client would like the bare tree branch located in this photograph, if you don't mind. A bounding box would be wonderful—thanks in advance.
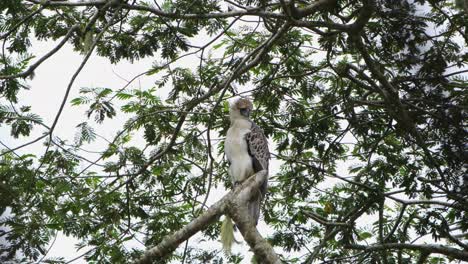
[0,25,79,80]
[345,243,468,261]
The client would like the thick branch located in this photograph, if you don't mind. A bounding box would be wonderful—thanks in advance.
[228,205,280,264]
[386,196,465,210]
[290,0,337,18]
[135,171,275,264]
[136,194,229,264]
[227,171,280,264]
[345,243,468,261]
[26,0,286,19]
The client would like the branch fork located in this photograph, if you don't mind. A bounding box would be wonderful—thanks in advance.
[135,170,280,264]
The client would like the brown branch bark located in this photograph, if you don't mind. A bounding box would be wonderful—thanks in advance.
[135,171,279,264]
[228,204,280,264]
[290,0,337,18]
[135,194,229,264]
[25,0,286,19]
[227,171,280,264]
[292,0,375,33]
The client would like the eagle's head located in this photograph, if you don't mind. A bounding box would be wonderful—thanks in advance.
[230,97,253,118]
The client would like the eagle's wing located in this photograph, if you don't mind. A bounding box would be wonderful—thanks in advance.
[245,122,269,224]
[245,122,269,191]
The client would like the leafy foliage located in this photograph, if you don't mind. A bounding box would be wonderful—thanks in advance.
[0,0,467,263]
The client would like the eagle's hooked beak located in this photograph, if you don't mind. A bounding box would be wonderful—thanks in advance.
[240,108,250,117]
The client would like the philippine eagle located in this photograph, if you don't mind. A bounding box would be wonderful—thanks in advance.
[221,97,270,254]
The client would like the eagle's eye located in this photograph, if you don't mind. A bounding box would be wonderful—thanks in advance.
[239,108,250,117]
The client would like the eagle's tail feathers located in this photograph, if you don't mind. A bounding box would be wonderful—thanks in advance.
[221,216,235,255]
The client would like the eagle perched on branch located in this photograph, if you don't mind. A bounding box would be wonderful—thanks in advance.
[221,97,270,254]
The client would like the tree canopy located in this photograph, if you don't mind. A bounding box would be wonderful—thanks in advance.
[0,0,467,263]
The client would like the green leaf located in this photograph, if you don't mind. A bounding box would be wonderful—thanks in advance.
[357,231,373,241]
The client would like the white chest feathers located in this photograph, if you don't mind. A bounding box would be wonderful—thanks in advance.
[225,119,253,183]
